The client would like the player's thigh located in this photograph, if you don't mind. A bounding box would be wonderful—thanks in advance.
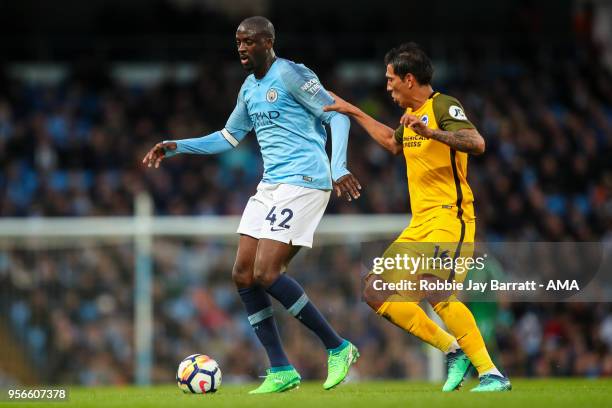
[371,238,429,302]
[232,234,259,288]
[258,184,330,248]
[417,219,469,279]
[253,238,297,287]
[445,220,475,282]
[237,182,274,240]
[365,226,428,303]
[395,222,426,243]
[373,216,474,301]
[284,245,302,270]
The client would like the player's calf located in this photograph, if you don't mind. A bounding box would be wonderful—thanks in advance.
[234,235,291,373]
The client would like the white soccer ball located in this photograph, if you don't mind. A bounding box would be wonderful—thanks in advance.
[176,354,222,394]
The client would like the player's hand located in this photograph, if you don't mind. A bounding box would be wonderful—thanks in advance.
[142,141,177,168]
[334,173,362,202]
[400,113,433,138]
[323,92,357,116]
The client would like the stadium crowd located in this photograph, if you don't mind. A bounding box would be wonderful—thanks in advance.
[1,46,611,241]
[1,38,611,384]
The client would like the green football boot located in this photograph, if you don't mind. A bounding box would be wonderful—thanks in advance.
[248,367,301,394]
[442,349,472,391]
[470,374,512,392]
[323,341,360,390]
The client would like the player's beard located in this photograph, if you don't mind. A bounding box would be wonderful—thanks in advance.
[243,50,268,73]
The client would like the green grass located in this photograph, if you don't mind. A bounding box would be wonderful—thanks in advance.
[2,379,611,408]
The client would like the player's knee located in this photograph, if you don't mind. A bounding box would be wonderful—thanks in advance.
[363,274,391,312]
[421,274,452,304]
[366,299,384,313]
[232,260,254,288]
[253,261,281,288]
[362,278,377,302]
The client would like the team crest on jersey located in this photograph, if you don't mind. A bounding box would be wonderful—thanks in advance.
[420,115,429,126]
[266,88,278,103]
[449,105,467,120]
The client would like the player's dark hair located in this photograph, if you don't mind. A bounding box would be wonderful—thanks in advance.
[384,42,433,84]
[238,16,275,41]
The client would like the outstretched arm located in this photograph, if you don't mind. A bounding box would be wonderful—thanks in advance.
[142,90,253,168]
[323,92,402,155]
[141,130,244,168]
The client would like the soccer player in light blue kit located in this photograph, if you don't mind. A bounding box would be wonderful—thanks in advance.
[143,16,360,393]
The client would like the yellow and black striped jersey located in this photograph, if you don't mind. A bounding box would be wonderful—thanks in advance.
[395,92,476,226]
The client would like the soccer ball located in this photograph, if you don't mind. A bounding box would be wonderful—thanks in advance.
[176,354,222,394]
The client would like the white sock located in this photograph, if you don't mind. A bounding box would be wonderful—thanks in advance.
[445,340,460,355]
[480,367,503,377]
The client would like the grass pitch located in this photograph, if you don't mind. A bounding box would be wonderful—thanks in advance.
[4,379,611,408]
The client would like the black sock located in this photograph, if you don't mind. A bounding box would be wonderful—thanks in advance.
[238,286,290,368]
[266,274,343,350]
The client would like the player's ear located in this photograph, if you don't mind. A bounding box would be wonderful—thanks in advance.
[404,73,415,89]
[398,73,410,88]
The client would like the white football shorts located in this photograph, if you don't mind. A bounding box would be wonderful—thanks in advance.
[237,182,331,248]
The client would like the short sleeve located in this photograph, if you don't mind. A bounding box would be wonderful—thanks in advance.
[278,61,336,124]
[394,125,404,144]
[225,85,253,137]
[432,94,475,132]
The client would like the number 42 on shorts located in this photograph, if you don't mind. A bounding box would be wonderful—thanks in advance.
[266,206,294,231]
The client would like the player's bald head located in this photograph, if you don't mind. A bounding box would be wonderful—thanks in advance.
[237,16,275,41]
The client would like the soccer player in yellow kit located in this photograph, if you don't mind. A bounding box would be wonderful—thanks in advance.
[324,42,511,391]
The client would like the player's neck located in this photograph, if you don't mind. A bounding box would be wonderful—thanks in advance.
[406,85,434,111]
[254,51,277,79]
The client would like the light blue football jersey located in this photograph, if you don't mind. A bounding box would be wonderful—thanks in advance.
[221,58,344,190]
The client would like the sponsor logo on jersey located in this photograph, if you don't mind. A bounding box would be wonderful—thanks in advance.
[300,78,322,96]
[250,111,280,127]
[449,105,468,120]
[266,88,278,103]
[420,114,429,126]
[403,134,427,148]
